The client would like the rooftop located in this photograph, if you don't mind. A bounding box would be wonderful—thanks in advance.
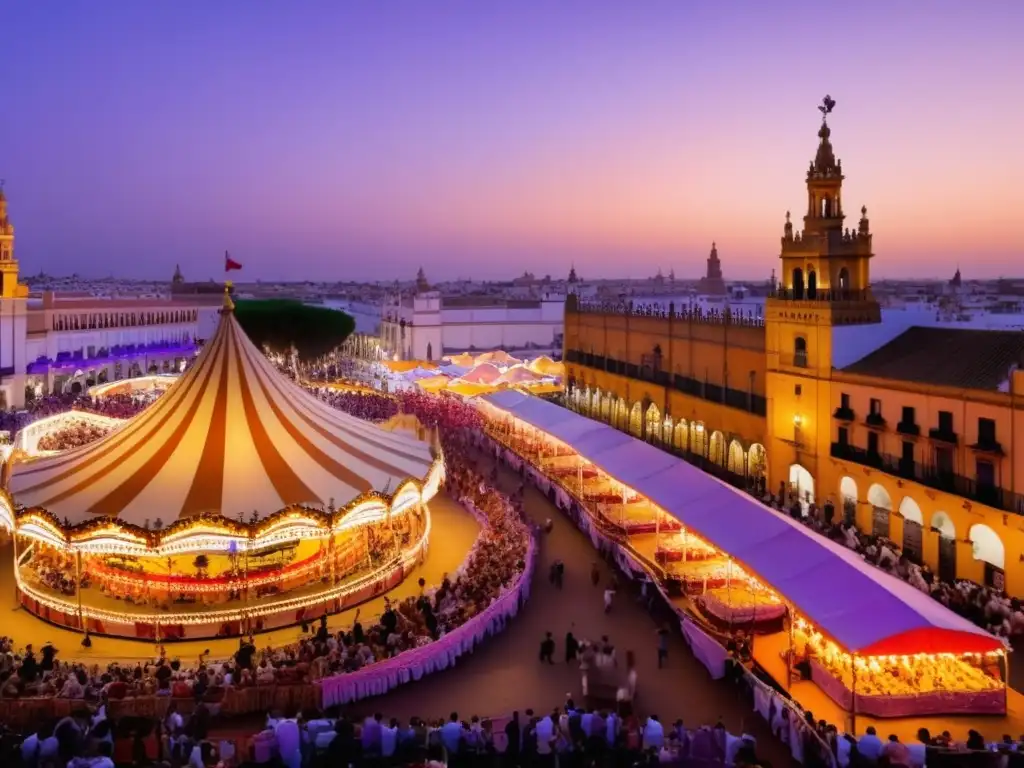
[840,326,1024,390]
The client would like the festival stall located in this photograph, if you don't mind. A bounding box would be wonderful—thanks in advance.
[477,390,1008,718]
[1,289,445,642]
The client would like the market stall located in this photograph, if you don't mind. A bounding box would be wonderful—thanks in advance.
[476,389,1008,717]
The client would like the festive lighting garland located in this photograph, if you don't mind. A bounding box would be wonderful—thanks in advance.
[486,409,1010,702]
[15,501,432,628]
[0,455,445,556]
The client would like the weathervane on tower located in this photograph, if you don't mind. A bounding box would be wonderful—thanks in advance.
[818,95,836,122]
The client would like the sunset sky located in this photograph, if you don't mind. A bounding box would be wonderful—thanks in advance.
[1,2,1021,282]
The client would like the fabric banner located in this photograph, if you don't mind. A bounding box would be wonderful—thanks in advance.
[318,529,536,708]
[681,618,728,680]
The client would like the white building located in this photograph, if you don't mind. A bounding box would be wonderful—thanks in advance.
[380,268,564,361]
[0,188,218,407]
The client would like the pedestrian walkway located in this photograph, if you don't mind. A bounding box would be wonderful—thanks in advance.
[356,450,790,766]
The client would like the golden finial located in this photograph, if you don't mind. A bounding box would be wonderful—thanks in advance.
[221,281,235,313]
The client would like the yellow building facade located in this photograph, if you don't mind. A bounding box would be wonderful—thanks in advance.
[564,106,1024,597]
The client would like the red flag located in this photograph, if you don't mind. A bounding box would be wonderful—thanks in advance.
[225,251,243,272]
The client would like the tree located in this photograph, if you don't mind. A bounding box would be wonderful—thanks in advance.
[234,300,355,363]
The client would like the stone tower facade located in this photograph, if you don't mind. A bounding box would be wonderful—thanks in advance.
[0,185,30,408]
[764,99,881,504]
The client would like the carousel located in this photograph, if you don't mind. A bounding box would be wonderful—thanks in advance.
[0,288,445,642]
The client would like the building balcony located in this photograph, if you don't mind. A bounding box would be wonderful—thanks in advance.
[779,353,809,369]
[829,442,1024,516]
[768,287,874,304]
[833,406,855,421]
[896,421,920,437]
[565,349,767,417]
[865,413,887,429]
[929,427,959,445]
[970,438,1004,455]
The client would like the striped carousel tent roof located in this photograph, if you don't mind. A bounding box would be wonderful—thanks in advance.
[8,296,434,528]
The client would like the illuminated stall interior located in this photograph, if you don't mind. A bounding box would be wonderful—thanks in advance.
[1,288,444,639]
[477,389,1007,717]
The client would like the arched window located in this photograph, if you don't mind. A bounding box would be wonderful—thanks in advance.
[794,336,808,367]
[645,404,662,443]
[426,342,433,361]
[807,270,817,299]
[792,268,805,300]
[868,483,892,538]
[838,267,850,294]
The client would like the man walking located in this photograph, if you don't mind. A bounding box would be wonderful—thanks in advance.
[539,632,556,664]
[656,624,670,668]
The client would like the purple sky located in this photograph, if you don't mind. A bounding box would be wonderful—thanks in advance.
[1,2,1021,282]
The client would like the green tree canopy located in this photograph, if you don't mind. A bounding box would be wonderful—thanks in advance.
[234,299,355,363]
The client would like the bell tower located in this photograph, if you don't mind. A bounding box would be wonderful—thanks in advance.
[0,182,29,408]
[764,97,880,507]
[776,96,878,307]
[0,183,23,299]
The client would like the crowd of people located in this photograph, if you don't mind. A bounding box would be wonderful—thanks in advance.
[37,420,115,452]
[1,391,533,742]
[308,389,399,423]
[754,482,1024,646]
[9,366,1024,767]
[0,391,158,439]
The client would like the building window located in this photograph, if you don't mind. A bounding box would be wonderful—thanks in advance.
[938,410,954,434]
[978,417,997,445]
[794,337,808,367]
[867,431,879,456]
[840,393,851,410]
[902,440,914,463]
[901,406,916,426]
[794,384,802,396]
[935,446,954,474]
[976,459,995,488]
[869,398,881,417]
[837,426,849,446]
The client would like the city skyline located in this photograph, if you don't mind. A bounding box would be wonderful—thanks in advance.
[1,1,1022,282]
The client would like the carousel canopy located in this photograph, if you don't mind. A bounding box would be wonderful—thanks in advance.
[10,299,434,528]
[479,390,1002,657]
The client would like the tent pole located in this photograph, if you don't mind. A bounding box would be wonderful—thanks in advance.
[1005,651,1010,714]
[620,483,626,530]
[851,655,858,736]
[786,610,794,692]
[726,559,733,631]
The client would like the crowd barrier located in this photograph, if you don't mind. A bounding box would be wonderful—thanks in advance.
[488,436,837,768]
[0,498,536,730]
[321,498,536,706]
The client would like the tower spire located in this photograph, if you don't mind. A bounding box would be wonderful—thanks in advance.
[772,97,876,308]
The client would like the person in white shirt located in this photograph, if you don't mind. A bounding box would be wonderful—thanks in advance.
[275,718,301,768]
[380,719,398,758]
[605,711,620,746]
[603,587,615,613]
[725,733,756,765]
[857,726,884,762]
[91,742,115,768]
[642,715,664,750]
[20,731,39,767]
[907,728,930,768]
[536,713,555,756]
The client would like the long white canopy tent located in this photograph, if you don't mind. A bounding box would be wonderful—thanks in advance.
[478,389,1002,658]
[3,289,444,555]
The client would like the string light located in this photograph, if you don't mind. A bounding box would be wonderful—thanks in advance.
[482,402,1009,702]
[15,503,433,629]
[0,456,445,556]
